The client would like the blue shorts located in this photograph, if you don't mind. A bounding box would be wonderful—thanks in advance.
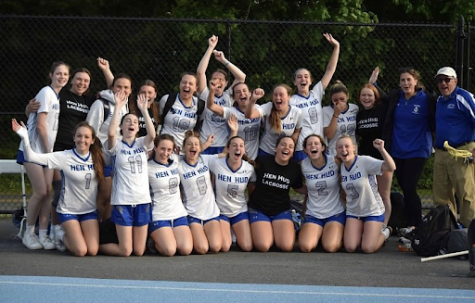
[187,216,220,226]
[149,216,189,233]
[258,149,274,157]
[248,208,292,224]
[58,210,99,224]
[111,204,151,227]
[104,165,113,178]
[303,211,346,227]
[16,150,46,167]
[201,146,224,155]
[292,150,307,162]
[346,213,385,223]
[219,211,249,226]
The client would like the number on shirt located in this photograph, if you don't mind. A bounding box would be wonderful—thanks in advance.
[169,177,178,194]
[244,124,259,142]
[196,176,207,195]
[172,117,191,131]
[346,183,360,201]
[308,107,318,124]
[227,184,238,198]
[315,181,329,196]
[84,173,91,189]
[128,155,143,174]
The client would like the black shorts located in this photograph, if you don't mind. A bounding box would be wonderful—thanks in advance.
[99,218,119,245]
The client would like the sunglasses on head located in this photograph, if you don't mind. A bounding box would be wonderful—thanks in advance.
[436,77,453,84]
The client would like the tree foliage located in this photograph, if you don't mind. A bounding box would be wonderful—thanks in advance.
[1,0,472,23]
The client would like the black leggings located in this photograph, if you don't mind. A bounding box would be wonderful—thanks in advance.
[393,157,427,227]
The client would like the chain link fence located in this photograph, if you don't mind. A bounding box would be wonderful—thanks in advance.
[0,15,467,213]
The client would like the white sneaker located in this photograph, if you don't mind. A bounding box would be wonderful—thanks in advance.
[22,233,43,250]
[38,235,56,250]
[397,226,415,237]
[53,226,66,252]
[382,226,391,240]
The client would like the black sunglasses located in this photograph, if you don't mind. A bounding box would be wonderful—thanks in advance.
[436,77,453,84]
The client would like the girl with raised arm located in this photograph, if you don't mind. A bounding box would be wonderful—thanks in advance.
[291,33,340,162]
[209,135,256,252]
[100,93,156,257]
[206,81,263,160]
[336,135,395,253]
[197,35,246,154]
[245,84,302,157]
[13,119,104,257]
[355,76,393,231]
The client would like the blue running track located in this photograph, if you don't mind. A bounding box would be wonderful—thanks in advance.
[1,275,474,303]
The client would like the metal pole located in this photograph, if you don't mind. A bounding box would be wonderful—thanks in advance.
[465,22,471,92]
[456,15,465,88]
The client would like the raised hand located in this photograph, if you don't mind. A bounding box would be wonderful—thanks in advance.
[97,57,110,71]
[114,90,127,109]
[209,78,222,91]
[372,138,385,151]
[251,88,265,103]
[137,94,148,113]
[323,33,340,48]
[213,50,226,64]
[12,118,27,138]
[228,114,238,134]
[206,134,215,145]
[369,66,379,84]
[208,35,218,49]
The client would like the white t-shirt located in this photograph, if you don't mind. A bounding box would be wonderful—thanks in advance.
[301,155,345,219]
[159,94,201,150]
[340,155,385,217]
[323,103,359,156]
[290,81,325,152]
[208,157,256,217]
[177,154,220,220]
[108,137,153,206]
[23,147,98,215]
[21,86,60,153]
[200,87,233,148]
[86,90,129,144]
[222,105,261,160]
[148,154,188,221]
[257,103,302,155]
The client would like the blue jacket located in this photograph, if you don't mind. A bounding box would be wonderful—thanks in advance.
[435,86,475,148]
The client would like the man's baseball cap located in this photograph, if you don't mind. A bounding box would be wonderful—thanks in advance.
[435,67,457,78]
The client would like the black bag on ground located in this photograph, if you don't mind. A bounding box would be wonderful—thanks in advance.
[446,229,468,259]
[388,191,406,231]
[411,204,458,257]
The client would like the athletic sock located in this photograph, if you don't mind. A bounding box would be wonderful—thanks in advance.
[26,224,35,235]
[39,229,47,239]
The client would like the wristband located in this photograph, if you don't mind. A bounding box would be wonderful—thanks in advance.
[333,114,339,119]
[224,61,230,67]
